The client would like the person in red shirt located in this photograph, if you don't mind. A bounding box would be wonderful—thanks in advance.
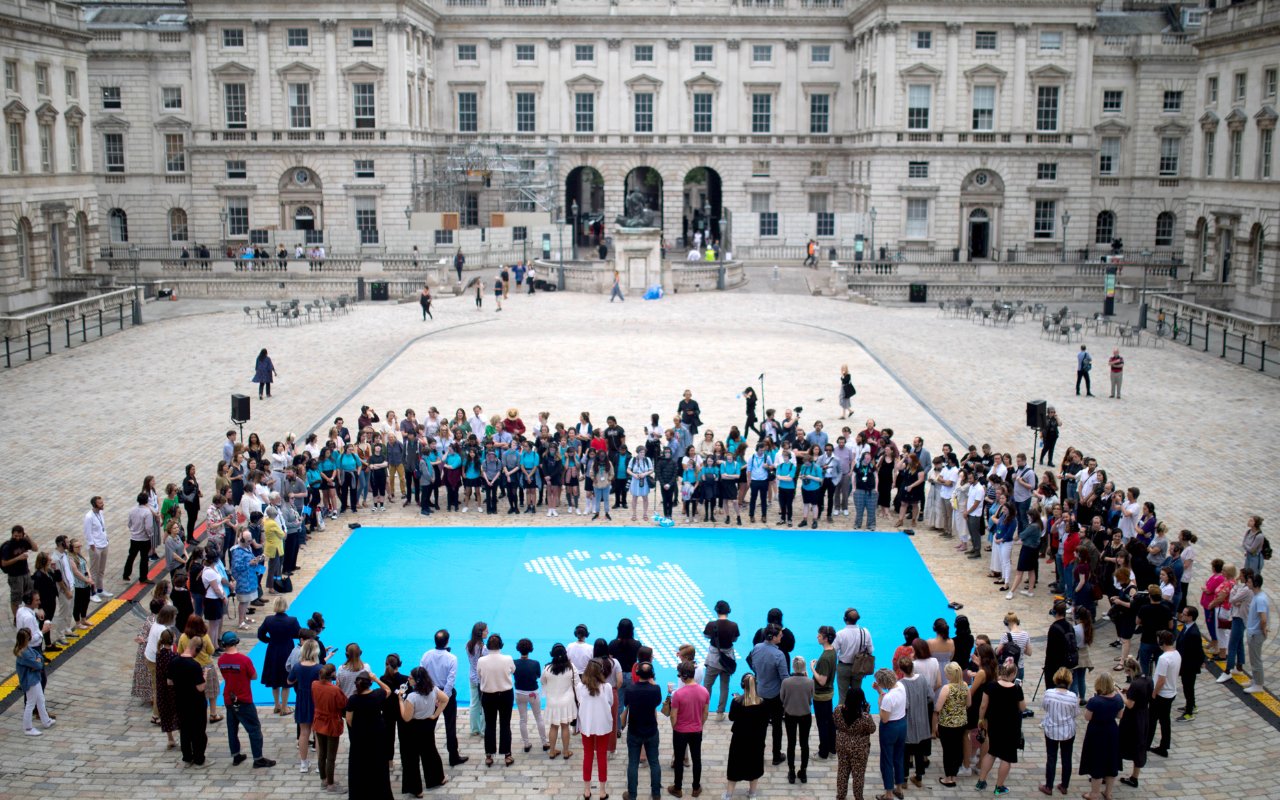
[217,631,276,768]
[1108,349,1125,399]
[312,663,348,792]
[1061,527,1082,605]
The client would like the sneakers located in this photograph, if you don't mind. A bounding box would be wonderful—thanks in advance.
[975,780,988,791]
[956,767,972,777]
[1020,590,1035,598]
[23,728,42,736]
[98,590,114,599]
[1216,672,1235,683]
[232,754,248,766]
[993,787,1010,796]
[1005,592,1014,600]
[1244,685,1267,694]
[1179,712,1195,721]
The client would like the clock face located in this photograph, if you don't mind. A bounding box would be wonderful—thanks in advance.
[974,171,989,187]
[294,169,310,185]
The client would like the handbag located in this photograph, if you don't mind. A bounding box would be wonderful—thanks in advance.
[842,382,856,399]
[273,575,293,593]
[851,628,876,675]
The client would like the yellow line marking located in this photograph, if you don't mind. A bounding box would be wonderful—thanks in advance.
[0,598,126,705]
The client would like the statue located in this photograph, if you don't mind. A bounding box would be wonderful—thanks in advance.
[615,190,659,229]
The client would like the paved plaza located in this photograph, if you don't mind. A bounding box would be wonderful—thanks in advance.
[0,284,1277,799]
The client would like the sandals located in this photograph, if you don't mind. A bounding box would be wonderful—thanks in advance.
[485,755,494,767]
[150,717,160,725]
[208,715,223,723]
[547,749,560,759]
[563,750,574,760]
[504,755,514,766]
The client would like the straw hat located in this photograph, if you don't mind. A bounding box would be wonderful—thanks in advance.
[507,408,520,419]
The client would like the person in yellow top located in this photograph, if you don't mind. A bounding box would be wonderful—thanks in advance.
[704,246,716,262]
[177,615,223,723]
[263,505,286,595]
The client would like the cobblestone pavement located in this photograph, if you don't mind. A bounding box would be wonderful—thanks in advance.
[0,291,1276,799]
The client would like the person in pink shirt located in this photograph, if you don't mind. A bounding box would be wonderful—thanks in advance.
[666,661,710,797]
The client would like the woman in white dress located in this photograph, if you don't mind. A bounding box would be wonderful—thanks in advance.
[541,643,577,759]
[923,457,947,531]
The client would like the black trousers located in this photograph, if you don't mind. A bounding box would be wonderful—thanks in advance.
[904,738,931,779]
[749,479,770,518]
[1147,695,1173,751]
[824,479,838,517]
[784,713,811,771]
[1039,436,1058,466]
[484,482,500,513]
[183,502,200,542]
[1076,369,1091,395]
[814,697,835,757]
[122,539,151,580]
[660,484,677,518]
[778,488,796,522]
[672,730,702,790]
[506,475,522,511]
[406,470,420,503]
[612,478,628,506]
[1044,736,1073,789]
[481,689,514,756]
[340,473,356,511]
[1181,673,1197,715]
[178,707,208,765]
[762,695,784,759]
[401,716,445,794]
[442,688,462,761]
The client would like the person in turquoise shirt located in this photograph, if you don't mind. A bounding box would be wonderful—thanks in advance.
[519,441,541,514]
[442,448,463,511]
[718,453,744,526]
[699,458,721,523]
[725,427,743,457]
[462,447,482,512]
[318,447,340,520]
[338,445,361,514]
[681,450,700,523]
[775,452,798,527]
[611,447,630,510]
[799,448,825,530]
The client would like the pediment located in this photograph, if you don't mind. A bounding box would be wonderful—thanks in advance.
[625,73,663,89]
[964,63,1007,81]
[565,73,604,90]
[1153,120,1189,136]
[685,72,722,90]
[1225,107,1248,129]
[1093,119,1130,134]
[63,104,85,124]
[276,61,321,78]
[94,113,131,130]
[34,101,59,124]
[154,114,191,130]
[899,62,943,79]
[1029,64,1071,80]
[211,61,255,77]
[1254,104,1278,129]
[342,61,385,77]
[1198,110,1219,130]
[3,99,28,123]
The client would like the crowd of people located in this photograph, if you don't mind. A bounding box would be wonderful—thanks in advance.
[3,382,1272,799]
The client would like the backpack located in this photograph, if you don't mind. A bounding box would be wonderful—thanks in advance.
[997,632,1022,667]
[1081,353,1093,372]
[1263,536,1273,561]
[1061,623,1079,669]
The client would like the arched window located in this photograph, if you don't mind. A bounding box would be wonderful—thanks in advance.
[168,208,188,242]
[108,208,128,243]
[1094,210,1116,245]
[1254,225,1267,285]
[16,217,32,279]
[1154,212,1175,247]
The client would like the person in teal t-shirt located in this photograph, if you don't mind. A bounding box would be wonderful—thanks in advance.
[775,452,798,527]
[799,447,825,530]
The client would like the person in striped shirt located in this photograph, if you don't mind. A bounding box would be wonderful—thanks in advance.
[1039,667,1079,795]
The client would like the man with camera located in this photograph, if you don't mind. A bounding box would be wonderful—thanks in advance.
[2,524,38,619]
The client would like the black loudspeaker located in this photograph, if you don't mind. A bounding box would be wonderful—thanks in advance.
[1026,400,1047,430]
[231,393,251,423]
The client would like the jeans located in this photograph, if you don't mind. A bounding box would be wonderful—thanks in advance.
[1071,667,1088,699]
[1076,369,1091,395]
[703,658,731,714]
[515,689,547,748]
[22,681,52,730]
[878,716,907,790]
[1248,631,1267,687]
[784,713,811,771]
[1014,498,1030,532]
[626,730,661,800]
[594,486,611,512]
[225,700,264,759]
[618,672,633,713]
[854,489,877,529]
[469,682,486,735]
[1227,618,1247,671]
[814,697,835,757]
[1137,641,1158,677]
[481,688,514,755]
[671,730,702,791]
[748,479,770,518]
[1044,736,1073,789]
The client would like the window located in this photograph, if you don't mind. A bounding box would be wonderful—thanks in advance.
[515,43,535,62]
[3,60,14,91]
[1039,31,1062,51]
[15,218,30,276]
[434,229,453,245]
[164,133,185,172]
[225,159,247,179]
[1163,90,1183,112]
[226,197,249,237]
[1262,128,1274,179]
[1037,162,1057,180]
[7,122,22,172]
[1234,72,1247,103]
[107,209,127,243]
[971,85,995,130]
[1267,68,1278,99]
[457,44,477,62]
[759,211,778,237]
[1159,137,1181,176]
[1204,131,1216,177]
[67,124,80,172]
[913,31,932,50]
[512,226,527,242]
[574,44,594,63]
[222,28,244,48]
[462,193,479,227]
[1099,136,1119,175]
[907,85,931,130]
[65,69,77,99]
[102,86,122,110]
[286,28,309,47]
[752,160,769,176]
[1155,212,1175,247]
[693,93,713,133]
[811,45,831,64]
[751,192,771,213]
[633,92,653,133]
[1102,90,1123,113]
[816,213,834,237]
[633,44,653,63]
[352,82,375,128]
[354,159,375,178]
[575,92,594,133]
[457,92,477,131]
[752,44,772,63]
[1207,76,1218,104]
[515,92,536,132]
[103,132,124,172]
[288,83,312,128]
[1255,229,1266,284]
[223,83,246,128]
[975,31,997,51]
[168,208,188,242]
[905,198,929,238]
[38,124,52,172]
[1094,211,1115,245]
[35,65,49,96]
[161,86,183,110]
[693,44,713,63]
[352,28,374,48]
[809,93,829,134]
[808,193,828,213]
[1036,86,1059,131]
[1230,128,1243,178]
[355,197,378,244]
[907,161,929,178]
[809,160,827,177]
[1033,200,1056,238]
[751,93,771,133]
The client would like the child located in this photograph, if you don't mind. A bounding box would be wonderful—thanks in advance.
[475,281,483,311]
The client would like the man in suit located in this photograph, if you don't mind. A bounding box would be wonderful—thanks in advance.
[1175,606,1206,720]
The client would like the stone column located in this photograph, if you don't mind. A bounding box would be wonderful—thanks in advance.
[486,37,501,132]
[607,39,621,133]
[1012,23,1029,130]
[323,19,339,128]
[384,20,404,126]
[667,38,681,135]
[190,20,210,128]
[254,20,272,128]
[1073,24,1094,131]
[784,39,799,133]
[725,39,740,135]
[547,38,561,132]
[945,23,961,129]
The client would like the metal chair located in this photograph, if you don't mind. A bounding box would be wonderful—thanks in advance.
[1070,322,1084,342]
[243,306,253,324]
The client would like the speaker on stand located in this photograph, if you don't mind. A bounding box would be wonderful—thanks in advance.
[1025,400,1046,463]
[231,393,251,443]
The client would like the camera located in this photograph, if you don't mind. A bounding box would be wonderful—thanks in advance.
[793,406,804,414]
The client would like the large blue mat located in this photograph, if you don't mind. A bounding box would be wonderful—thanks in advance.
[249,525,953,710]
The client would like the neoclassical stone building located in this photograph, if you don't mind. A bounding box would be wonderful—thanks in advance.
[1,0,1276,317]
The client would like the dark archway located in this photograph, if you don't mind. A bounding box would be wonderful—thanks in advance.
[623,166,663,231]
[682,167,722,246]
[565,166,604,249]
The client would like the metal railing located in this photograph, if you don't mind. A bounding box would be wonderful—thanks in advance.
[3,298,135,368]
[1142,308,1280,376]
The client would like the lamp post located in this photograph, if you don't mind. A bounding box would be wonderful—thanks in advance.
[1138,248,1152,329]
[869,206,877,262]
[557,207,566,291]
[570,199,579,261]
[1061,209,1071,262]
[128,244,142,324]
[218,208,227,255]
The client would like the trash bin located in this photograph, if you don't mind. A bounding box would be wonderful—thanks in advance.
[828,247,838,260]
[356,276,366,301]
[909,283,928,303]
[879,246,887,261]
[369,281,389,301]
[952,247,961,262]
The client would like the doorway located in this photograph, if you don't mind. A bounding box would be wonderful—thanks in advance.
[968,209,990,260]
[1222,230,1233,283]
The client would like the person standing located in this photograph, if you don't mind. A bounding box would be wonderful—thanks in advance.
[1039,407,1061,466]
[873,669,908,800]
[610,269,625,302]
[217,631,276,768]
[83,496,111,601]
[478,633,516,767]
[312,664,348,792]
[346,672,394,800]
[839,364,855,419]
[1078,673,1123,799]
[398,666,450,795]
[1244,573,1269,695]
[1107,349,1124,399]
[781,656,815,784]
[1174,607,1205,719]
[852,453,877,531]
[702,601,739,719]
[622,661,662,800]
[124,493,154,585]
[576,659,616,800]
[2,525,38,620]
[454,249,465,282]
[253,349,277,399]
[748,624,789,767]
[170,633,209,767]
[14,629,54,736]
[724,674,769,800]
[974,661,1026,796]
[419,629,467,765]
[833,608,874,707]
[834,686,877,800]
[1039,668,1078,796]
[811,625,838,761]
[1075,345,1093,397]
[666,659,708,798]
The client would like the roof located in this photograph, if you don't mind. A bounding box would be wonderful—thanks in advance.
[1095,12,1173,35]
[83,5,186,28]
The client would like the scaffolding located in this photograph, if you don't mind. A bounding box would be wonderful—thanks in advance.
[412,140,561,224]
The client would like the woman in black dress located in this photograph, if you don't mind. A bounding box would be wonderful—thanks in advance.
[895,454,926,527]
[975,662,1026,794]
[1078,672,1124,800]
[1116,656,1150,790]
[724,673,768,799]
[345,673,394,800]
[742,387,760,438]
[256,598,301,716]
[381,654,409,768]
[875,432,897,517]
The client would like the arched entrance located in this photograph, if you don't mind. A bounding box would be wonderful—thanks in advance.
[565,166,604,251]
[279,167,324,244]
[959,169,1004,260]
[294,206,316,232]
[682,167,722,246]
[623,166,663,230]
